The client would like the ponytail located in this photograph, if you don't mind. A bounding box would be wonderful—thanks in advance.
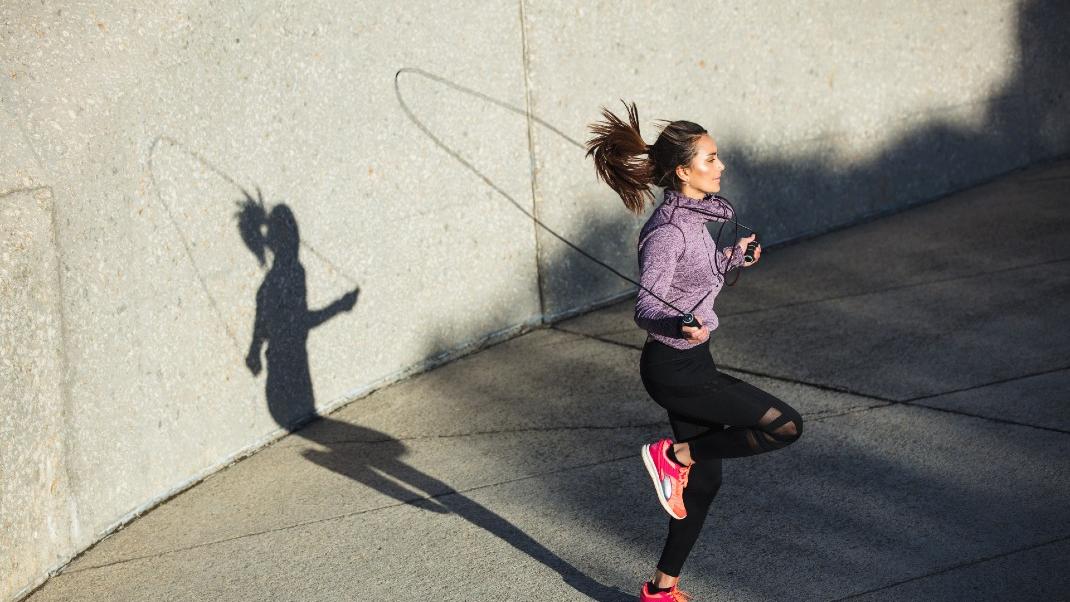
[584,100,656,215]
[586,100,708,215]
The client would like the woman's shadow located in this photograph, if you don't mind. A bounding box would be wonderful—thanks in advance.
[236,189,628,600]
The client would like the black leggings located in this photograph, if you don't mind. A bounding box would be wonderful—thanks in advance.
[639,337,804,577]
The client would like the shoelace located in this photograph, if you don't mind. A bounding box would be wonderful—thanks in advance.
[670,586,695,601]
[679,463,691,489]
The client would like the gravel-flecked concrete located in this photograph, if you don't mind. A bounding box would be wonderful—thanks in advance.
[25,160,1070,600]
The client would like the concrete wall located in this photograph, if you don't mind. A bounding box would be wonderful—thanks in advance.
[1,1,1066,599]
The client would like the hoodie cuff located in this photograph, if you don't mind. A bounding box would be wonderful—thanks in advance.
[727,243,747,270]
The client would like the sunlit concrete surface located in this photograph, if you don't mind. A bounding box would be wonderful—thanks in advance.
[22,159,1070,601]
[0,187,71,600]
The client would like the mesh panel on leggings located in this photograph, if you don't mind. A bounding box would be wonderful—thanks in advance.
[747,407,801,452]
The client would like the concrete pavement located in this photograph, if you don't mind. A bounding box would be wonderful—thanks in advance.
[25,159,1070,601]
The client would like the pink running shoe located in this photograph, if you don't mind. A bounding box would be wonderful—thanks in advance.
[641,437,691,520]
[639,581,695,601]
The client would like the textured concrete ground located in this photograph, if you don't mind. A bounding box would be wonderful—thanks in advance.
[25,160,1070,601]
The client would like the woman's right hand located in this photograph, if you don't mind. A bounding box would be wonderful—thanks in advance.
[245,349,262,376]
[681,317,709,344]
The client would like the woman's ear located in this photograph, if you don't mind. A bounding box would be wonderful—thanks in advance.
[675,164,690,184]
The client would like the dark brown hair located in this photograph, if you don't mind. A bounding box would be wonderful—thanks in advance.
[584,100,707,215]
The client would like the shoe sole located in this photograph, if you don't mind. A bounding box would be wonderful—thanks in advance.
[641,443,686,520]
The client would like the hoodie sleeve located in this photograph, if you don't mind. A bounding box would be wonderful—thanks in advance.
[634,225,686,338]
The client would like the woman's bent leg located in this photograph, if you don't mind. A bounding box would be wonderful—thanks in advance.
[640,340,804,581]
[645,367,804,461]
[686,374,803,461]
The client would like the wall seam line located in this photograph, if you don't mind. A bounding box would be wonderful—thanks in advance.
[517,0,546,321]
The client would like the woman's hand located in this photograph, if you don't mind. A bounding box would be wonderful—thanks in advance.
[681,316,709,344]
[744,241,761,266]
[340,286,360,311]
[730,234,760,266]
[245,349,262,376]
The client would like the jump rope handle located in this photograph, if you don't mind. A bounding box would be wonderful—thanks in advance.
[744,232,760,264]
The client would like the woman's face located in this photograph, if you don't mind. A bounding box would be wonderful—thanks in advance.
[677,134,725,196]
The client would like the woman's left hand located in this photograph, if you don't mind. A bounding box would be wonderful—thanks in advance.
[743,241,761,266]
[726,235,761,266]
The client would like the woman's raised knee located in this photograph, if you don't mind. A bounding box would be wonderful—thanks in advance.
[759,405,803,444]
[778,411,803,443]
[774,417,800,440]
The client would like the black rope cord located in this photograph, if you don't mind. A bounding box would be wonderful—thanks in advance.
[394,68,753,321]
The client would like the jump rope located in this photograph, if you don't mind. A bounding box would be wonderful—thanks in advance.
[149,69,760,364]
[394,67,762,334]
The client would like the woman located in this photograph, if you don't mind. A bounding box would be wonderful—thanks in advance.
[586,101,804,601]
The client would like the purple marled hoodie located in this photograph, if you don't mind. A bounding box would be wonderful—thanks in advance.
[634,188,746,349]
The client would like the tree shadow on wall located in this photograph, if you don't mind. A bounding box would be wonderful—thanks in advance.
[721,0,1069,247]
[235,190,631,600]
